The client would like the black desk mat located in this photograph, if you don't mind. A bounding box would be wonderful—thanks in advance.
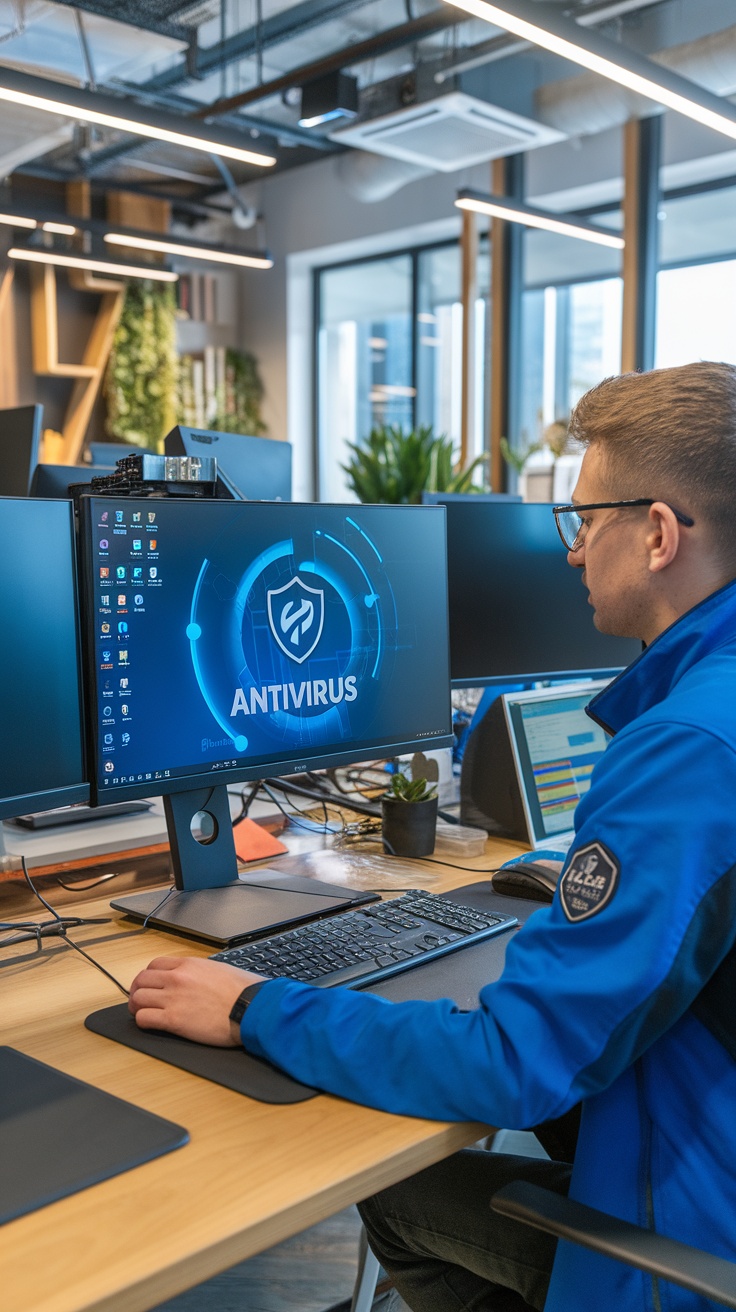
[86,882,544,1105]
[0,1046,188,1225]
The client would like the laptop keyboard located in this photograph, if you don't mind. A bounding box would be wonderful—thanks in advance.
[212,890,517,989]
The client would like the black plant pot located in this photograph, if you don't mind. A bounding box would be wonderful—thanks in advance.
[381,796,438,858]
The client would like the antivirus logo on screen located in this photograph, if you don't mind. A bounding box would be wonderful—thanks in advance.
[266,575,325,664]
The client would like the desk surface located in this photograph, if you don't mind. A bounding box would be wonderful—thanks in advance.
[0,837,527,1312]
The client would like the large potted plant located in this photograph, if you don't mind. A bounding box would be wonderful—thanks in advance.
[381,773,438,857]
[343,424,488,503]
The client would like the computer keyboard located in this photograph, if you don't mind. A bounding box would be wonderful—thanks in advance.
[212,891,517,989]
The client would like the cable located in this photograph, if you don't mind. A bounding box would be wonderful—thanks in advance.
[19,856,130,998]
[265,776,381,820]
[56,871,121,892]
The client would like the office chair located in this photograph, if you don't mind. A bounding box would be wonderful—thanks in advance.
[491,1182,736,1308]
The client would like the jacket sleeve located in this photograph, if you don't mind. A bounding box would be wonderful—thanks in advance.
[240,720,736,1126]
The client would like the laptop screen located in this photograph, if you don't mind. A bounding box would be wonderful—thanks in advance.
[503,683,611,848]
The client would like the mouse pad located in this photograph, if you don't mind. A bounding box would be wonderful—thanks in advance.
[0,1045,188,1225]
[86,882,544,1104]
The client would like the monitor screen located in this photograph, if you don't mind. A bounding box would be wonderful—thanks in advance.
[0,498,88,819]
[79,499,452,803]
[504,683,611,847]
[31,464,115,499]
[0,405,42,497]
[165,427,292,501]
[438,500,641,684]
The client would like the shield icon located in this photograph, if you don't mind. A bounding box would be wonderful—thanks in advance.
[267,575,325,665]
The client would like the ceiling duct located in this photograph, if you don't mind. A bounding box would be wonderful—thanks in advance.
[538,23,736,137]
[335,150,433,202]
[330,90,563,172]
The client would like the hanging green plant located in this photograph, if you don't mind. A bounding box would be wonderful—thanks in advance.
[104,280,178,452]
[211,348,266,435]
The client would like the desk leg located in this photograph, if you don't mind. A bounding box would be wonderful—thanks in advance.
[351,1226,381,1312]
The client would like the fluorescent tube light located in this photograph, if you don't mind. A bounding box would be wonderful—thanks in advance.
[455,190,624,248]
[42,222,77,235]
[444,0,736,143]
[104,233,273,270]
[0,212,36,229]
[0,66,276,168]
[9,248,178,282]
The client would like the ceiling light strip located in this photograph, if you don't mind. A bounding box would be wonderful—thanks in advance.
[443,0,736,143]
[104,233,273,270]
[0,69,276,168]
[8,248,179,283]
[0,212,37,229]
[455,190,624,248]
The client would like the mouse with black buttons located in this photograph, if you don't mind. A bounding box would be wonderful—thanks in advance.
[492,853,564,903]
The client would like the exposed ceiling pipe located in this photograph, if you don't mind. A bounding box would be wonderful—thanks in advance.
[335,151,433,201]
[434,0,665,83]
[537,22,736,136]
[193,9,462,118]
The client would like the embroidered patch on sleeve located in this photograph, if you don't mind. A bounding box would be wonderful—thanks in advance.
[559,841,620,923]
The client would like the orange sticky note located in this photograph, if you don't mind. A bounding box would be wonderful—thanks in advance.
[234,817,288,863]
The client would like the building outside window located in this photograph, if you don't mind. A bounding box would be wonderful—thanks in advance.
[655,181,736,367]
[316,240,490,502]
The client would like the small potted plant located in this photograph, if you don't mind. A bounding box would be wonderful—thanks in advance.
[381,773,438,857]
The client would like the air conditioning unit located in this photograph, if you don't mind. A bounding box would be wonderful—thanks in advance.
[330,91,563,171]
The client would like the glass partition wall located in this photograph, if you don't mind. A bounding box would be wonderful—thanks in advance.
[316,240,490,502]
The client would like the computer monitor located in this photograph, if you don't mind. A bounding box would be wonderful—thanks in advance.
[0,498,88,821]
[421,492,521,505]
[0,405,42,497]
[87,441,139,466]
[437,500,641,684]
[460,681,610,844]
[165,426,292,501]
[77,497,453,943]
[31,464,115,499]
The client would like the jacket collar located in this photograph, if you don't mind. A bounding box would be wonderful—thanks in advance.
[587,576,736,735]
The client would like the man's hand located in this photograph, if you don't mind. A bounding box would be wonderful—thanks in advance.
[128,956,266,1047]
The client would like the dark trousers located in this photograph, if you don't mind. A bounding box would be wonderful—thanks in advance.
[358,1150,572,1312]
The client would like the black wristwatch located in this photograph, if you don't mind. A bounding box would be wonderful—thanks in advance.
[230,980,267,1027]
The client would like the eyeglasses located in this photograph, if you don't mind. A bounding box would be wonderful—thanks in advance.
[552,499,695,552]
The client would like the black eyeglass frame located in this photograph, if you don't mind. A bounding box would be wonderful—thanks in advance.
[552,499,695,552]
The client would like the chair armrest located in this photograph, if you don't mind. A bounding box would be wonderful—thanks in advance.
[491,1182,736,1310]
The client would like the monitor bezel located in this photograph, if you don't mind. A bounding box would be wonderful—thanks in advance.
[0,496,89,821]
[502,680,611,849]
[78,496,454,806]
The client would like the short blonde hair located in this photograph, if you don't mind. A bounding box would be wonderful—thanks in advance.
[569,362,736,556]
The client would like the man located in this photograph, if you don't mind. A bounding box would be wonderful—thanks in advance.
[129,362,736,1312]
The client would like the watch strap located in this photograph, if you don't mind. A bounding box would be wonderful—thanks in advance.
[230,980,267,1026]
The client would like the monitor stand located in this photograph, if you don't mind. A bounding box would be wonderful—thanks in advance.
[110,784,377,947]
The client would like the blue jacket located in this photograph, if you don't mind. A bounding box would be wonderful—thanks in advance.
[241,579,736,1312]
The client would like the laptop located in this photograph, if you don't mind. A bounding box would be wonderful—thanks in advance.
[502,680,612,851]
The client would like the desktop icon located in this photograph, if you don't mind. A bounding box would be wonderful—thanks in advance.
[120,677,129,689]
[149,566,158,579]
[102,650,111,662]
[99,567,109,579]
[132,567,143,579]
[118,621,128,634]
[116,566,127,580]
[118,650,128,663]
[99,539,109,550]
[101,511,108,523]
[104,733,113,745]
[149,539,157,551]
[122,732,130,745]
[104,761,114,772]
[115,511,124,523]
[101,623,110,635]
[148,511,156,523]
[100,594,110,607]
[134,594,144,606]
[133,512,141,522]
[121,703,129,715]
[132,539,142,551]
[117,593,126,606]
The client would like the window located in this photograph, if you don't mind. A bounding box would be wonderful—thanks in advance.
[315,240,489,502]
[656,182,736,367]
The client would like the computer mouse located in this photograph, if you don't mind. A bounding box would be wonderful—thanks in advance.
[491,862,560,903]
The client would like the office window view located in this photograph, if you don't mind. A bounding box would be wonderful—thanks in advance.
[316,241,490,502]
[518,217,623,452]
[656,182,736,367]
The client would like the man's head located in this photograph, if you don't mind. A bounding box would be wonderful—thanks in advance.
[566,362,736,644]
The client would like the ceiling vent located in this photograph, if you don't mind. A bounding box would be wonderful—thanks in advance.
[330,92,563,171]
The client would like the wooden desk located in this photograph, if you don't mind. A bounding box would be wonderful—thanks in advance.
[0,837,526,1312]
